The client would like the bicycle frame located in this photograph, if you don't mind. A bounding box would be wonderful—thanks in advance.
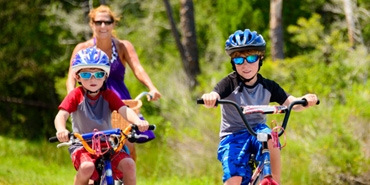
[197,98,318,185]
[49,124,155,185]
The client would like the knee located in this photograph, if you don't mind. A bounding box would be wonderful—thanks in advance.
[78,162,95,176]
[118,158,136,174]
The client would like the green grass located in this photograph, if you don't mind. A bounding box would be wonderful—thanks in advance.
[0,137,74,185]
[0,136,220,185]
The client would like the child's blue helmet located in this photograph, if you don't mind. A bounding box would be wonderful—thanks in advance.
[72,47,110,76]
[225,29,266,56]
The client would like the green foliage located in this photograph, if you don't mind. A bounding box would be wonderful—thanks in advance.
[288,14,325,49]
[0,0,70,140]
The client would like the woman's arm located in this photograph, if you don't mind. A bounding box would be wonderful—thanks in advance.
[119,40,161,101]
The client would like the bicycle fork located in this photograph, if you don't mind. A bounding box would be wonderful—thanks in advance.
[102,159,114,185]
[98,159,114,185]
[251,134,279,185]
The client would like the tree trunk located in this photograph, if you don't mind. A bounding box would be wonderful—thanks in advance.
[343,0,364,47]
[180,0,200,88]
[163,0,199,89]
[83,0,92,39]
[269,0,284,60]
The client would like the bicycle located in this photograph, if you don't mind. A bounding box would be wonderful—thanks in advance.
[49,124,155,185]
[197,98,319,185]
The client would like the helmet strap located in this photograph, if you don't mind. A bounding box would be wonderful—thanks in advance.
[84,81,107,94]
[237,73,257,92]
[87,89,100,94]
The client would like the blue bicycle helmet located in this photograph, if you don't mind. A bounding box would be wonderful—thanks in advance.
[225,29,266,56]
[72,47,110,76]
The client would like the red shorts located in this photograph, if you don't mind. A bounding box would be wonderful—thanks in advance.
[71,147,130,180]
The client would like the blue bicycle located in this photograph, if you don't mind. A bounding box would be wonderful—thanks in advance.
[49,124,155,185]
[197,98,319,185]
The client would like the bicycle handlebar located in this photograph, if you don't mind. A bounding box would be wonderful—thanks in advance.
[196,98,319,137]
[134,92,150,100]
[48,124,156,154]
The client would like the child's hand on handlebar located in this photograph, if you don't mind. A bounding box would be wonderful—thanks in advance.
[56,129,69,142]
[302,94,319,107]
[134,120,150,132]
[201,92,220,108]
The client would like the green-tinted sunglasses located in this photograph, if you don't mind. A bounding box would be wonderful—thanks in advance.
[78,71,106,79]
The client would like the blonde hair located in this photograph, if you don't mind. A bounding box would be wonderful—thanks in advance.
[89,5,120,37]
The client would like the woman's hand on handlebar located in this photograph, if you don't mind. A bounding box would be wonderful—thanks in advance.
[201,92,220,108]
[147,89,161,101]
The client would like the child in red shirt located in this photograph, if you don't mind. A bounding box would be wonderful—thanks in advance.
[54,47,149,185]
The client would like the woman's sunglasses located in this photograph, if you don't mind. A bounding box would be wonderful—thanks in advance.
[78,71,106,79]
[232,55,259,65]
[93,20,113,26]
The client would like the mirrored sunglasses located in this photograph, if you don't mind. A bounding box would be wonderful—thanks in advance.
[232,55,259,65]
[78,71,106,79]
[93,20,113,26]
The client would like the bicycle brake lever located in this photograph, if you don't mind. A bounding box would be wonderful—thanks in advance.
[127,133,149,143]
[136,134,149,139]
[57,140,72,148]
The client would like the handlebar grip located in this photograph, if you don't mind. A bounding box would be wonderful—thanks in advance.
[131,124,156,130]
[148,125,156,130]
[196,98,204,104]
[48,133,73,143]
[301,98,320,106]
[196,98,219,106]
[49,136,58,143]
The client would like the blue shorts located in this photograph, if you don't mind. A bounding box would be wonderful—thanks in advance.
[217,124,271,184]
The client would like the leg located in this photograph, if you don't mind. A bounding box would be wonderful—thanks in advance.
[117,158,136,185]
[74,161,95,185]
[268,139,281,184]
[218,132,253,185]
[224,176,242,185]
[125,141,137,162]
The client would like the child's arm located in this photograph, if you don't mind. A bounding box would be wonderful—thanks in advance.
[201,92,221,108]
[283,94,318,111]
[54,110,70,142]
[118,106,149,132]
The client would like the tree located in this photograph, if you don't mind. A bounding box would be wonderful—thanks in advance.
[343,0,364,47]
[0,0,70,139]
[269,0,284,60]
[163,0,200,89]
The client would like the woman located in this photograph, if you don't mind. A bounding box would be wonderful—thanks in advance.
[66,5,161,162]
